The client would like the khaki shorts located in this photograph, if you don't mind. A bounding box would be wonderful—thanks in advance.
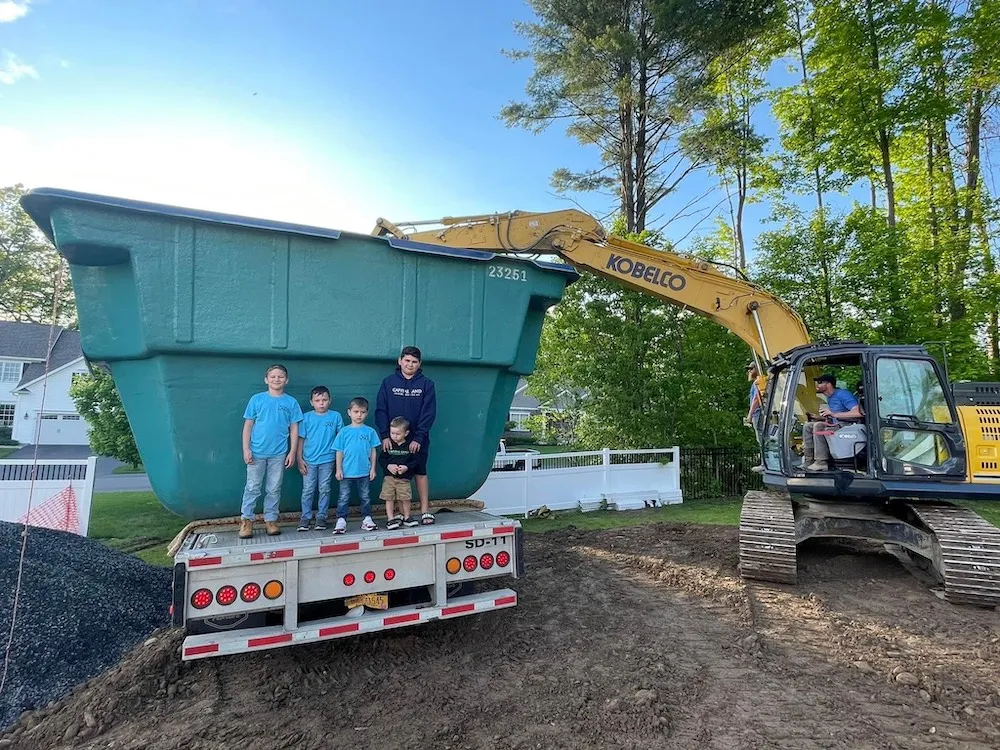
[380,475,412,504]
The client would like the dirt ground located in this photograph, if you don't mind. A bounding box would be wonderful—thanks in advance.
[3,521,1000,750]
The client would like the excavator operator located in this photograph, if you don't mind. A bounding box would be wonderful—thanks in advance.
[802,374,862,471]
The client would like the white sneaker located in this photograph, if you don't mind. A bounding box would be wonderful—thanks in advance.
[361,515,377,531]
[334,517,347,534]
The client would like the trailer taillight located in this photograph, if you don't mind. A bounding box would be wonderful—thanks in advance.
[480,553,494,570]
[241,583,261,603]
[384,568,396,581]
[496,551,510,568]
[446,558,461,574]
[463,555,477,572]
[263,580,283,599]
[364,571,376,584]
[343,573,356,586]
[216,585,238,606]
[191,588,212,609]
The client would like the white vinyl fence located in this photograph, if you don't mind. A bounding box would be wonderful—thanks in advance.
[0,457,98,536]
[474,447,682,517]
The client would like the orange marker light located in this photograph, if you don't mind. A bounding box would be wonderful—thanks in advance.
[263,580,283,599]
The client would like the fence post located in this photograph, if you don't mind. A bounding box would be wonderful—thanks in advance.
[602,447,611,496]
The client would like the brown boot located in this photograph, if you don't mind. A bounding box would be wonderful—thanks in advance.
[238,519,253,539]
[265,521,281,536]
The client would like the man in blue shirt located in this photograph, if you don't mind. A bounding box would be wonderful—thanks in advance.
[803,373,861,471]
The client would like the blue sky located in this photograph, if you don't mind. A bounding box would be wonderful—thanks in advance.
[0,0,816,252]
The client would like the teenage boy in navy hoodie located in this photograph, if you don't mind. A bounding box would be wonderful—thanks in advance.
[375,346,437,525]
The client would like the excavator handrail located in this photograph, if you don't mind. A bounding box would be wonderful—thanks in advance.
[372,209,811,362]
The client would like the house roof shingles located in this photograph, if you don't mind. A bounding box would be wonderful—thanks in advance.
[0,322,83,388]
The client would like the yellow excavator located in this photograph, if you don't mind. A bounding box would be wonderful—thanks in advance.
[373,209,1000,606]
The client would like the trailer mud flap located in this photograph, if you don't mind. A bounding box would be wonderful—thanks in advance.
[514,527,525,579]
[171,562,186,627]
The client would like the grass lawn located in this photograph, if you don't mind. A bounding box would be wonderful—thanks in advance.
[86,490,1000,569]
[0,446,20,459]
[88,492,187,568]
[112,464,146,475]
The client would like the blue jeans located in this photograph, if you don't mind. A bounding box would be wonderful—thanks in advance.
[300,461,334,521]
[241,455,285,522]
[337,476,371,519]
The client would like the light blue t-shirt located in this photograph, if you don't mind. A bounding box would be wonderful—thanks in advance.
[300,409,343,464]
[332,424,381,478]
[243,392,303,458]
[826,387,859,415]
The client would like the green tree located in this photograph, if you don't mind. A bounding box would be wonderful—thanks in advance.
[0,184,76,326]
[69,368,142,469]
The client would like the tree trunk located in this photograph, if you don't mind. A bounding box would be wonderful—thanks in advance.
[862,0,895,228]
[977,208,999,376]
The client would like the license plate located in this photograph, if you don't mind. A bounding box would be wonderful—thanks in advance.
[346,593,389,610]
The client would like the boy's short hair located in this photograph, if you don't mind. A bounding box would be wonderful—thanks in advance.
[266,364,288,376]
[400,345,422,361]
[389,416,410,431]
[349,396,369,410]
[814,374,837,386]
[310,385,330,398]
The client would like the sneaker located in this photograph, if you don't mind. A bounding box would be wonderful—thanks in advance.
[334,518,347,534]
[361,515,377,531]
[402,516,419,528]
[806,461,830,472]
[238,519,253,539]
[315,518,327,531]
[386,516,401,531]
[265,521,281,536]
[297,519,311,532]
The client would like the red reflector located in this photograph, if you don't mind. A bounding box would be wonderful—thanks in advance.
[319,622,360,637]
[190,588,213,610]
[495,595,517,606]
[463,555,477,572]
[250,549,293,561]
[168,604,174,616]
[384,568,396,581]
[383,536,418,547]
[248,633,292,648]
[441,529,473,540]
[320,542,360,554]
[188,556,222,568]
[183,643,219,657]
[496,551,511,567]
[492,526,513,535]
[442,603,475,617]
[384,613,420,626]
[364,571,376,584]
[480,553,494,570]
[343,573,356,586]
[240,583,261,603]
[216,585,238,606]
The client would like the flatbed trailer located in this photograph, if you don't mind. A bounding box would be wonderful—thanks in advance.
[170,509,524,660]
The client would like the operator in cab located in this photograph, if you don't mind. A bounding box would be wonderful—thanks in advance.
[802,374,862,471]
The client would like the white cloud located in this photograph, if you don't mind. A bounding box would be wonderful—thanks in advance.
[0,51,38,84]
[0,1,30,23]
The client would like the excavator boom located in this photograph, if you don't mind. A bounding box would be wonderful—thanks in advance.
[372,209,810,361]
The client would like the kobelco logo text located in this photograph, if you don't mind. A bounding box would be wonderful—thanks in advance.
[605,254,687,291]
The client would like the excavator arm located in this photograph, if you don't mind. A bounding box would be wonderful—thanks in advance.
[372,209,810,362]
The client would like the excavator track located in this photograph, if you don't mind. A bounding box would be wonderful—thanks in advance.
[909,503,1000,607]
[739,491,798,585]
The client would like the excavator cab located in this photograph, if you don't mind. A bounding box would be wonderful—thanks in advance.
[759,343,967,499]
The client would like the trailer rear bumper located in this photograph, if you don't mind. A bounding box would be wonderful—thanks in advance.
[180,588,517,659]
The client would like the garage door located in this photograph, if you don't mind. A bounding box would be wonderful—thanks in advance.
[36,413,90,445]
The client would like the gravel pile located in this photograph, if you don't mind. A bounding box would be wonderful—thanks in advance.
[0,521,171,729]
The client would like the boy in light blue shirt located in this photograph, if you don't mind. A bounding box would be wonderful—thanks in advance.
[239,364,303,539]
[296,385,344,532]
[332,396,382,534]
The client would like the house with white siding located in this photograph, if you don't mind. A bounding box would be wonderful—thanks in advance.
[0,321,91,446]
